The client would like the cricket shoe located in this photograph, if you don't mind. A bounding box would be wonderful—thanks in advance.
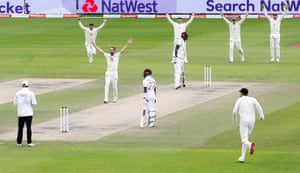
[249,142,255,155]
[238,156,245,163]
[28,143,35,147]
[270,58,275,62]
[276,58,280,63]
[103,101,108,104]
[175,86,181,90]
[16,143,22,147]
[182,84,186,88]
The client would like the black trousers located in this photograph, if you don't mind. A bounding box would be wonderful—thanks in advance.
[17,116,33,144]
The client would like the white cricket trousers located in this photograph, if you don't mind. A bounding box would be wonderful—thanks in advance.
[173,58,184,88]
[145,97,156,127]
[270,34,280,60]
[104,71,118,102]
[229,39,244,62]
[239,120,255,158]
[85,42,96,63]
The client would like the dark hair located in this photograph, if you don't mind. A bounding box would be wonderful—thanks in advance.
[239,88,248,96]
[110,46,116,51]
[89,23,94,26]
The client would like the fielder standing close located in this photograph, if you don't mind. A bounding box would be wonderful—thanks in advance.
[92,39,133,103]
[166,13,194,63]
[174,32,188,89]
[221,12,248,63]
[14,80,37,147]
[232,88,264,163]
[140,68,157,128]
[78,17,107,63]
[263,4,288,63]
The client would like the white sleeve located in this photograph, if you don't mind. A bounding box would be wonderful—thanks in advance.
[185,15,194,26]
[94,22,106,31]
[263,8,272,21]
[31,92,37,106]
[222,16,231,25]
[279,8,287,21]
[78,20,87,30]
[253,98,264,120]
[167,14,176,25]
[13,94,18,106]
[238,15,247,24]
[232,99,240,124]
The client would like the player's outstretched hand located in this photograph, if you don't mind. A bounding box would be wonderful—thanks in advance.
[220,12,224,16]
[261,4,265,11]
[285,4,289,10]
[246,12,249,17]
[128,39,133,44]
[191,12,195,17]
[77,16,81,21]
[103,18,107,23]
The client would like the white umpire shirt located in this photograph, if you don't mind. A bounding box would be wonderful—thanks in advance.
[264,8,286,37]
[175,38,186,59]
[143,75,156,99]
[104,52,121,72]
[223,16,246,40]
[14,88,37,117]
[232,96,264,123]
[78,21,105,44]
[167,15,194,40]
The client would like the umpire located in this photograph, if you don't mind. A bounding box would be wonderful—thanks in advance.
[13,80,37,147]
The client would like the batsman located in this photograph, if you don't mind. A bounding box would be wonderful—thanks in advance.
[140,68,157,128]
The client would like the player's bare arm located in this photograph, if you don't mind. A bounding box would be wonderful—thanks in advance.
[120,39,133,54]
[92,42,105,55]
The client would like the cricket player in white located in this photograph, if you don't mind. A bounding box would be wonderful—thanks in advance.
[167,13,194,63]
[140,68,157,128]
[14,80,37,147]
[78,17,107,63]
[173,32,188,89]
[92,39,133,103]
[263,5,288,62]
[232,88,264,163]
[221,13,248,63]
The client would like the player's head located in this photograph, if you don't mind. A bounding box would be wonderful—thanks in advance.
[143,68,152,78]
[232,17,237,24]
[21,80,29,88]
[109,46,116,54]
[273,14,278,20]
[177,17,183,24]
[181,32,188,40]
[89,23,94,30]
[239,88,248,96]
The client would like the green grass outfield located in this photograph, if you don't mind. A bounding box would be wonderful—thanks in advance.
[0,17,299,172]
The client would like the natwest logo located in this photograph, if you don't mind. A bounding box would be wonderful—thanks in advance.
[82,0,98,13]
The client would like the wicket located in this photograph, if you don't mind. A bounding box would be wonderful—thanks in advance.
[204,65,212,87]
[60,106,69,133]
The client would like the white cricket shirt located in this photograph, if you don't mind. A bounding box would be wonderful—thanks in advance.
[233,96,264,123]
[223,16,246,40]
[143,75,156,99]
[78,21,105,44]
[167,15,194,40]
[104,52,121,72]
[14,88,37,117]
[264,9,286,36]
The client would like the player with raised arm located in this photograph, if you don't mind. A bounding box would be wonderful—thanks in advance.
[174,32,188,89]
[232,88,264,163]
[166,13,194,63]
[92,39,133,103]
[263,4,288,63]
[78,17,107,63]
[221,12,248,63]
[140,68,157,128]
